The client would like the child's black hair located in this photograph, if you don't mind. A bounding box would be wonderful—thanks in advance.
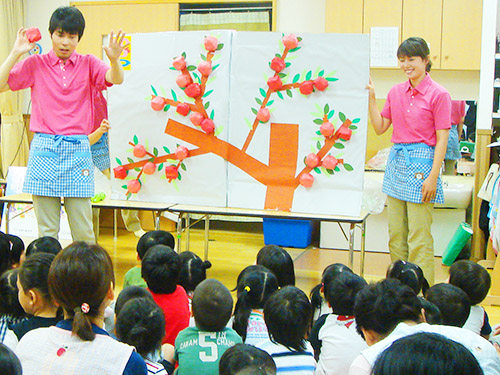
[256,245,295,287]
[219,343,276,375]
[0,270,25,318]
[137,230,175,260]
[179,251,211,294]
[7,235,24,267]
[325,271,367,316]
[49,6,85,40]
[115,285,154,317]
[449,260,491,305]
[386,260,429,295]
[0,232,12,275]
[418,297,442,325]
[18,252,56,304]
[115,297,165,357]
[141,244,180,294]
[310,263,353,311]
[397,37,432,72]
[264,286,311,352]
[233,265,278,341]
[424,283,471,327]
[0,343,22,375]
[26,236,62,258]
[192,279,233,332]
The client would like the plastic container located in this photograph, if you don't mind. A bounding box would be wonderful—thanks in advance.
[442,222,473,266]
[263,218,314,248]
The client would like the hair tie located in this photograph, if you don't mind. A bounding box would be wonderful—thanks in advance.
[74,303,90,314]
[244,286,251,292]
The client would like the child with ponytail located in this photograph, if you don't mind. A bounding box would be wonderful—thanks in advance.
[14,242,147,375]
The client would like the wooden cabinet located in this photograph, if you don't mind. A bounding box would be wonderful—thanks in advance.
[363,0,402,38]
[325,0,363,33]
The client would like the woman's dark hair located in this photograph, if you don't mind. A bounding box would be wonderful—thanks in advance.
[264,286,311,351]
[449,260,491,305]
[325,271,367,316]
[115,297,165,357]
[397,37,432,72]
[256,245,295,287]
[192,279,233,332]
[0,343,22,375]
[372,332,483,375]
[386,260,429,295]
[0,232,13,275]
[18,252,56,305]
[310,263,353,311]
[26,236,62,258]
[219,343,276,375]
[179,251,211,294]
[48,242,114,341]
[49,6,85,40]
[141,245,180,294]
[137,230,175,260]
[7,235,24,267]
[115,286,154,317]
[233,265,278,341]
[0,270,25,318]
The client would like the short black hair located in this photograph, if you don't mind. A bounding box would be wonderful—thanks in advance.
[26,236,62,258]
[18,252,56,303]
[397,37,432,72]
[256,245,295,287]
[137,231,175,260]
[449,260,491,305]
[354,279,422,337]
[425,283,471,327]
[325,271,367,316]
[386,260,429,295]
[264,286,311,351]
[49,6,85,40]
[418,297,442,325]
[0,270,25,318]
[179,251,211,293]
[7,235,24,266]
[219,344,276,375]
[141,245,180,294]
[310,263,353,311]
[0,232,13,275]
[192,279,233,332]
[115,285,154,317]
[0,343,22,375]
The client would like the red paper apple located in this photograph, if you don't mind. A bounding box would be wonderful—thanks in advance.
[322,155,338,170]
[175,146,189,161]
[151,96,165,111]
[190,112,204,126]
[282,34,299,49]
[143,162,156,175]
[299,80,314,95]
[320,121,334,137]
[198,61,212,76]
[25,27,41,43]
[176,74,192,88]
[185,83,202,98]
[338,126,352,141]
[133,144,147,158]
[165,166,179,180]
[299,173,314,188]
[314,77,329,91]
[127,180,141,194]
[270,57,286,73]
[113,166,127,179]
[204,36,219,52]
[257,108,270,123]
[305,153,320,168]
[267,76,283,91]
[172,56,186,70]
[201,119,215,134]
[176,103,190,116]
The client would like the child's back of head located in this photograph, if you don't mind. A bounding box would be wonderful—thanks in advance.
[425,283,471,327]
[219,343,276,375]
[264,286,311,351]
[449,260,491,305]
[18,252,56,312]
[325,271,367,316]
[0,270,25,319]
[141,244,180,294]
[26,236,62,258]
[256,245,295,288]
[386,260,429,295]
[178,251,211,295]
[7,235,24,268]
[0,343,22,375]
[137,230,175,260]
[115,285,154,317]
[192,279,233,332]
[0,232,13,275]
[233,265,278,340]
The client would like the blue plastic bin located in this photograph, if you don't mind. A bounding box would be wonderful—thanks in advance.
[263,218,314,248]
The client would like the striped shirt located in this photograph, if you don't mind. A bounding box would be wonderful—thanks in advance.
[256,340,316,375]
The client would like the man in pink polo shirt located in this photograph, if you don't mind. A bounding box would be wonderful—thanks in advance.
[0,6,129,242]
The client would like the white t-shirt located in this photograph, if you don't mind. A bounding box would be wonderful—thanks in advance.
[245,309,270,346]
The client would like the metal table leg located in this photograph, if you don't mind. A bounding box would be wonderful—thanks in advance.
[360,220,366,277]
[204,214,210,261]
[176,213,183,253]
[348,223,355,270]
[186,213,191,252]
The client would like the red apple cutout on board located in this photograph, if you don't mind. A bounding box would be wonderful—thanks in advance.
[127,180,141,194]
[257,108,270,123]
[201,119,215,134]
[322,155,338,170]
[175,146,189,161]
[176,74,192,88]
[185,83,202,98]
[143,162,156,175]
[198,61,213,76]
[270,57,286,73]
[282,34,299,49]
[113,166,127,179]
[299,173,314,188]
[151,96,165,111]
[299,81,314,95]
[172,56,186,70]
[133,144,147,158]
[314,77,329,91]
[338,127,352,141]
[165,166,179,180]
[267,76,283,91]
[305,153,320,168]
[190,112,204,126]
[320,121,334,137]
[204,36,219,52]
[176,103,190,116]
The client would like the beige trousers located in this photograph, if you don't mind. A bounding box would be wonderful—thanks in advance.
[386,195,435,285]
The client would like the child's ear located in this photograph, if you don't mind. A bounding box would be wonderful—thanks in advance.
[106,283,115,301]
[28,289,37,306]
[136,254,141,262]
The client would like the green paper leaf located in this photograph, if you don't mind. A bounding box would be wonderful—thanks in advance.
[121,185,127,189]
[214,126,224,137]
[133,135,138,145]
[328,110,335,119]
[181,52,186,59]
[255,97,262,105]
[216,43,224,50]
[289,47,301,53]
[126,193,131,200]
[169,67,177,71]
[326,169,334,175]
[316,130,322,135]
[324,104,330,115]
[305,71,312,81]
[285,62,291,67]
[187,65,196,71]
[203,89,214,98]
[178,171,182,181]
[204,101,210,109]
[158,163,164,171]
[200,54,206,61]
[292,74,300,83]
[171,89,177,102]
[164,104,170,112]
[212,64,220,71]
[344,163,354,171]
[286,89,293,98]
[260,88,267,97]
[251,107,258,115]
[267,100,274,107]
[352,118,360,124]
[334,143,345,149]
[210,109,215,120]
[163,146,171,154]
[153,147,159,157]
[192,72,201,84]
[339,112,346,122]
[151,85,158,96]
[275,53,282,58]
[326,77,339,82]
[127,157,134,163]
[115,158,122,166]
[349,125,358,130]
[334,166,340,172]
[318,70,324,77]
[278,73,286,78]
[316,141,322,150]
[297,36,303,42]
[313,118,323,125]
[134,167,141,172]
[277,91,284,100]
[313,167,321,174]
[180,163,187,171]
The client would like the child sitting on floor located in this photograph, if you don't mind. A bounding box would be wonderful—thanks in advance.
[256,245,295,288]
[25,236,62,258]
[386,260,429,295]
[219,343,276,375]
[0,270,26,343]
[178,251,211,307]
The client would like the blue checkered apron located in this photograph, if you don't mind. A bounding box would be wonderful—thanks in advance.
[91,133,110,171]
[383,143,444,204]
[445,125,460,160]
[23,133,94,197]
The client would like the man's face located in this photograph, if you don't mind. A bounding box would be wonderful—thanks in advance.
[51,28,79,61]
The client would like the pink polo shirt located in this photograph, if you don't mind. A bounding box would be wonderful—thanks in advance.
[451,100,466,125]
[8,50,110,135]
[381,74,451,146]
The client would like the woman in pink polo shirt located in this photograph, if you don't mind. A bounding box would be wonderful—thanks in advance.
[367,37,451,285]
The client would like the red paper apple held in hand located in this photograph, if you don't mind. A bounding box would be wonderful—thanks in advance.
[299,80,314,95]
[172,56,186,70]
[113,166,127,179]
[190,112,204,126]
[151,96,165,111]
[257,108,271,123]
[314,77,329,91]
[283,34,299,50]
[176,74,192,88]
[165,166,179,180]
[143,162,156,175]
[198,61,212,76]
[201,119,215,134]
[133,144,147,158]
[127,180,141,194]
[338,126,352,141]
[25,27,41,43]
[267,76,283,91]
[322,155,338,170]
[305,153,320,168]
[175,146,189,161]
[204,36,219,52]
[185,83,202,98]
[299,173,314,188]
[320,121,334,137]
[270,57,286,73]
[176,103,190,116]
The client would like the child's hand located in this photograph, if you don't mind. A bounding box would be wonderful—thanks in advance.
[103,30,129,63]
[98,119,111,135]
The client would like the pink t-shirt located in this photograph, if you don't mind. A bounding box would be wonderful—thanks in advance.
[8,50,109,135]
[451,100,466,125]
[380,74,451,146]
